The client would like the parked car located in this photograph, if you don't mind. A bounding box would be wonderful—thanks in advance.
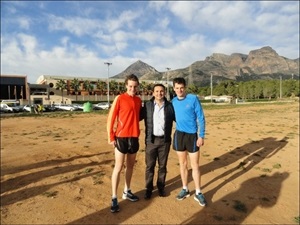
[23,104,46,113]
[0,105,13,113]
[23,105,32,112]
[72,104,84,111]
[0,103,21,113]
[93,102,109,110]
[55,104,77,111]
[43,104,57,112]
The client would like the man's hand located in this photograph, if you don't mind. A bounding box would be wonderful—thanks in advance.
[197,137,204,147]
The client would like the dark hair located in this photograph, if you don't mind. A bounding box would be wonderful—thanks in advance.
[125,74,139,85]
[173,77,186,87]
[152,83,166,91]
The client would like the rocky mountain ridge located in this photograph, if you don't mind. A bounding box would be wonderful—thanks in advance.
[112,46,299,86]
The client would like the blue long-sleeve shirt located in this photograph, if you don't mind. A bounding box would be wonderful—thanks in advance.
[172,94,205,138]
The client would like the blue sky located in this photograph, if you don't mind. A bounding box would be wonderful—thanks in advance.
[1,1,299,83]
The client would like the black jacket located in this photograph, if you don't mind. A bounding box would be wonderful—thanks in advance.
[143,97,175,144]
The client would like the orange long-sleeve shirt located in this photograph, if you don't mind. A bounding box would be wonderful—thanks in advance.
[107,93,142,143]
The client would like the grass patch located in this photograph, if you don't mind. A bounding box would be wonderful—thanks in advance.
[233,200,247,213]
[42,191,58,198]
[92,171,105,185]
[84,168,94,173]
[213,215,223,221]
[272,163,281,169]
[294,216,300,223]
[260,197,270,202]
[261,168,272,173]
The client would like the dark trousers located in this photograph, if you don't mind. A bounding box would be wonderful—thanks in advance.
[145,137,171,191]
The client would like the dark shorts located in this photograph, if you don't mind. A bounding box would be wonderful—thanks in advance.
[115,137,139,154]
[173,130,199,153]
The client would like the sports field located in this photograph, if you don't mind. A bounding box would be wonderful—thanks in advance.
[1,101,299,224]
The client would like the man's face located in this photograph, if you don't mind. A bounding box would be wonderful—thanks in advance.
[173,83,185,98]
[153,86,165,100]
[126,80,139,96]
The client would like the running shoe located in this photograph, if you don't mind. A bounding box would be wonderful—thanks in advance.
[176,189,190,200]
[122,190,139,202]
[194,193,207,206]
[110,198,120,213]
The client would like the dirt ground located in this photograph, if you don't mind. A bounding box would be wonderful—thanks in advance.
[1,102,299,225]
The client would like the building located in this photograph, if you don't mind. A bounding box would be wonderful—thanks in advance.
[36,75,160,103]
[0,75,59,105]
[0,75,28,103]
[0,74,166,105]
[204,95,233,103]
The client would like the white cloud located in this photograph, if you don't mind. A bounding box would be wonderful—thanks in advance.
[48,15,102,37]
[105,9,142,32]
[1,1,299,83]
[148,1,168,12]
[17,17,31,30]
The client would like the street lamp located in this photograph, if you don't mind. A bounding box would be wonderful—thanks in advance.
[104,62,112,107]
[280,75,282,99]
[210,72,213,103]
[166,67,171,100]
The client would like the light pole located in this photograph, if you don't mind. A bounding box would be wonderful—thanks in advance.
[166,67,171,100]
[279,75,282,99]
[104,62,112,107]
[210,72,213,103]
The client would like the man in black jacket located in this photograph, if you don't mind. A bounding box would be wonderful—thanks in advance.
[143,84,175,199]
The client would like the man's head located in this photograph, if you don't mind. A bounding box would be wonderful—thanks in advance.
[152,84,166,101]
[173,77,186,87]
[125,74,139,96]
[173,77,186,99]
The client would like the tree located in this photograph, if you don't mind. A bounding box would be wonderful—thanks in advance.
[109,80,118,95]
[187,84,198,94]
[55,79,67,103]
[70,78,81,101]
[83,80,94,95]
[96,80,106,95]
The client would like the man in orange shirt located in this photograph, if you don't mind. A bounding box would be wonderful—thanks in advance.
[107,74,143,213]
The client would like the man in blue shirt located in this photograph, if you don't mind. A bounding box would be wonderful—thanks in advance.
[172,77,207,206]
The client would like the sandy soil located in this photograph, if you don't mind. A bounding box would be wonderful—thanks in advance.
[1,102,299,224]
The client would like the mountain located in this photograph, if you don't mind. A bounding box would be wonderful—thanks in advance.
[112,46,299,86]
[113,60,160,79]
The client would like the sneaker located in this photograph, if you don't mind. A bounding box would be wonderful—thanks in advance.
[122,190,139,202]
[110,198,120,213]
[194,193,207,206]
[176,189,190,200]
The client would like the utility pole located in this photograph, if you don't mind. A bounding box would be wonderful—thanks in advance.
[210,72,213,103]
[280,75,282,99]
[166,67,171,100]
[104,62,112,107]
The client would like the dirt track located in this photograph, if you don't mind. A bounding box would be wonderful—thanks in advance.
[1,102,299,224]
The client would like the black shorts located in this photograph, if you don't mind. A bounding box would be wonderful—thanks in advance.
[115,137,139,154]
[173,130,199,153]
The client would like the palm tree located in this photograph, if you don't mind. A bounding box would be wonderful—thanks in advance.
[96,80,106,95]
[109,80,118,95]
[70,78,81,101]
[118,81,126,93]
[83,80,94,99]
[55,79,67,103]
[140,81,147,95]
[146,83,153,95]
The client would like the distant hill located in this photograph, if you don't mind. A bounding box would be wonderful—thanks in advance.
[113,60,160,79]
[112,46,299,86]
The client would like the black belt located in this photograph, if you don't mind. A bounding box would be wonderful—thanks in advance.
[154,135,164,139]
